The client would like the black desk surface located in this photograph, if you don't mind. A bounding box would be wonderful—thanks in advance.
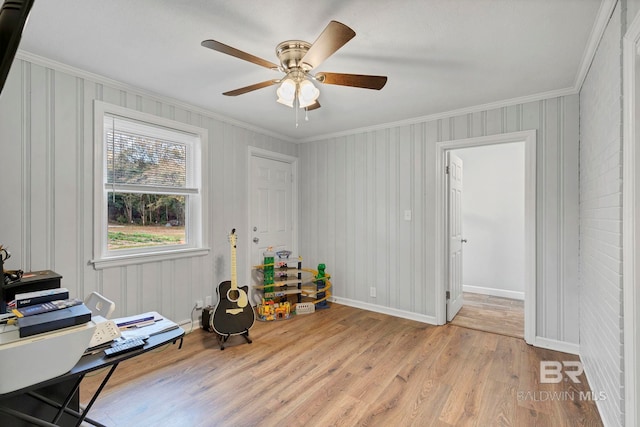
[0,326,185,400]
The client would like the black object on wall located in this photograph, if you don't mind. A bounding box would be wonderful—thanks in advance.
[0,0,35,95]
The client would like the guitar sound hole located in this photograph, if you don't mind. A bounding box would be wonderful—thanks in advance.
[227,289,240,302]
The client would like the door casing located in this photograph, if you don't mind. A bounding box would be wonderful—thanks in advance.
[435,130,536,344]
[622,12,640,427]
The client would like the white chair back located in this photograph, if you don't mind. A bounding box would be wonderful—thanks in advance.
[84,292,115,319]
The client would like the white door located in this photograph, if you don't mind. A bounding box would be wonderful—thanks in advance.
[250,155,295,283]
[447,151,464,321]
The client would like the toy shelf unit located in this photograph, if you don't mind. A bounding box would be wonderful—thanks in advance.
[254,250,301,321]
[254,250,332,320]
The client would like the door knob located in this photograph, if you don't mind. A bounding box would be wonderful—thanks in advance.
[253,237,259,243]
[461,239,467,243]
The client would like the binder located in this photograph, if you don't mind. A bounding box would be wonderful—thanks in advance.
[17,304,92,338]
[15,288,69,308]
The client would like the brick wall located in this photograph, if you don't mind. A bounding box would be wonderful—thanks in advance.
[579,3,623,426]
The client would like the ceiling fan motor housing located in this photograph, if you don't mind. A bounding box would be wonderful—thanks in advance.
[276,40,312,73]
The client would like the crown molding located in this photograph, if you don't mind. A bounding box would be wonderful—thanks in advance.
[15,50,296,144]
[298,86,577,143]
[573,0,617,92]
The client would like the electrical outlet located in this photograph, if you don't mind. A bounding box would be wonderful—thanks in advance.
[370,287,377,298]
[205,295,212,307]
[195,300,203,310]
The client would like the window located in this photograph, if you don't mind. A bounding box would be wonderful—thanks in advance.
[92,101,208,268]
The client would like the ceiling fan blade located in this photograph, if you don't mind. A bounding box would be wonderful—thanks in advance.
[201,39,280,70]
[305,101,321,111]
[316,72,387,90]
[301,21,356,70]
[223,80,280,96]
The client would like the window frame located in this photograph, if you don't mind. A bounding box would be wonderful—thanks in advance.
[91,101,209,269]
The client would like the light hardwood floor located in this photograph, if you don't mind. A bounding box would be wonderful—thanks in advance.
[80,304,602,426]
[450,292,524,339]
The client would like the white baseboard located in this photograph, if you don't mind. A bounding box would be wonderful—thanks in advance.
[533,336,580,355]
[330,296,439,325]
[178,318,197,334]
[463,285,525,301]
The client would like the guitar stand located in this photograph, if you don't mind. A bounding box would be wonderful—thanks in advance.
[216,330,252,350]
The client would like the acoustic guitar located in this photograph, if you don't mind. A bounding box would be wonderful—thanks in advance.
[212,229,255,341]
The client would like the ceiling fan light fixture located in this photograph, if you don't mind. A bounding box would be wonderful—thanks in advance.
[276,78,296,106]
[298,79,320,108]
[276,96,294,107]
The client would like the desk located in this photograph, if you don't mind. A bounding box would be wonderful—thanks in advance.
[0,327,184,426]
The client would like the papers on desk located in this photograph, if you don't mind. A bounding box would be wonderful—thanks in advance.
[115,313,155,329]
[113,311,179,340]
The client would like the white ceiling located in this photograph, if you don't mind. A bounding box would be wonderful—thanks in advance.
[18,0,605,141]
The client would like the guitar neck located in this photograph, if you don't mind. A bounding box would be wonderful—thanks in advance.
[231,239,238,291]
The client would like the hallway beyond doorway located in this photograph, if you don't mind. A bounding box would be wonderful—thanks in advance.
[450,292,524,339]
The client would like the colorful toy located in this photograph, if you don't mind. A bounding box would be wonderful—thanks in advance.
[256,298,291,321]
[252,255,332,316]
[275,301,291,319]
[315,263,329,310]
[276,250,292,258]
[263,249,275,297]
[256,299,275,321]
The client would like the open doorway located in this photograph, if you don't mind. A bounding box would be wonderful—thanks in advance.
[448,142,525,339]
[435,130,536,344]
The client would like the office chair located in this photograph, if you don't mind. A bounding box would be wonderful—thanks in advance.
[84,291,115,319]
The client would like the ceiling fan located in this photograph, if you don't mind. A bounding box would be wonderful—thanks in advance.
[201,21,387,112]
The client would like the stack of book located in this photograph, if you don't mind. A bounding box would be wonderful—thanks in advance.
[10,288,92,338]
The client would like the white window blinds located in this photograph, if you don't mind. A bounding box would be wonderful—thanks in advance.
[104,114,197,193]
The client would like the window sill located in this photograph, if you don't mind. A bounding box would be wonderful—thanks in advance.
[90,247,210,270]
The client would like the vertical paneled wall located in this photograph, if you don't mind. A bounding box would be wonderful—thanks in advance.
[298,94,580,344]
[0,55,583,351]
[0,57,297,323]
[579,3,623,426]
